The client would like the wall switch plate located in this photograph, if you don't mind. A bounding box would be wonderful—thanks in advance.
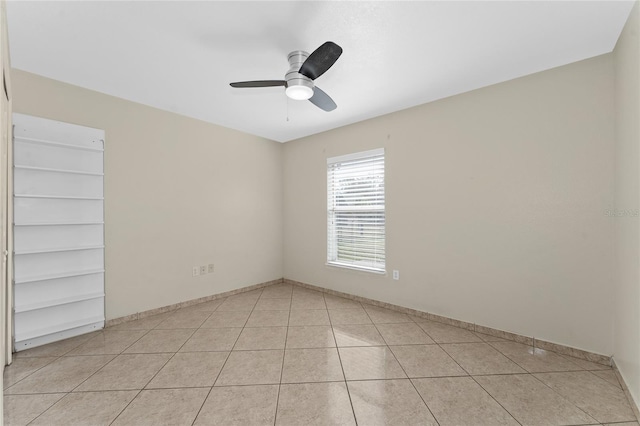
[200,265,207,275]
[393,270,400,280]
[208,264,214,273]
[192,267,199,277]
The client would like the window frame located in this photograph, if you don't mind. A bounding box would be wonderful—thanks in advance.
[326,148,386,274]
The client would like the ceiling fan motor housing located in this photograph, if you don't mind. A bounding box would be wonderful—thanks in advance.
[285,50,314,100]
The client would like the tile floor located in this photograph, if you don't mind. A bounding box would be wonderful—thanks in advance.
[3,283,639,426]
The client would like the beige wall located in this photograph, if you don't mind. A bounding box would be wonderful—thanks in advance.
[10,23,632,383]
[614,1,640,410]
[11,70,283,320]
[284,54,616,356]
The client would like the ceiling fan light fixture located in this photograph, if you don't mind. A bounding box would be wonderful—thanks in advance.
[229,42,341,111]
[286,84,314,100]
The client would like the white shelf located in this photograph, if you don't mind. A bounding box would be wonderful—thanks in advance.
[13,114,106,352]
[14,222,104,227]
[14,165,104,176]
[15,135,103,152]
[15,269,105,284]
[15,245,104,255]
[14,194,103,201]
[15,293,105,313]
[15,316,105,343]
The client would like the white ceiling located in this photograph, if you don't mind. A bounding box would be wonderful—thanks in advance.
[6,1,635,143]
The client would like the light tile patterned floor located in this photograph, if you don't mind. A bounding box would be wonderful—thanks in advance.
[3,283,638,426]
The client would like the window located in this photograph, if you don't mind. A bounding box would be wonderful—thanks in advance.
[327,148,385,273]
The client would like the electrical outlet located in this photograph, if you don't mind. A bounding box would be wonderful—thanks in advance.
[208,264,214,273]
[200,265,207,275]
[393,270,400,280]
[192,266,199,277]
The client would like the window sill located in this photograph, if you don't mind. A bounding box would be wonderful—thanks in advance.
[325,262,386,275]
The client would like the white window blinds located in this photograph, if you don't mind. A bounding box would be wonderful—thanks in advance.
[327,148,385,273]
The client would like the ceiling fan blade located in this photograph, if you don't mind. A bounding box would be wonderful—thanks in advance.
[299,41,343,80]
[309,86,337,112]
[230,80,286,88]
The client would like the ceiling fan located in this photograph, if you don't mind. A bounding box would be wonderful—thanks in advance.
[230,41,342,112]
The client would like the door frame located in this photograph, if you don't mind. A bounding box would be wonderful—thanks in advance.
[0,0,12,368]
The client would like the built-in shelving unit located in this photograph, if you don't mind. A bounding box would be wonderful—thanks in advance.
[13,113,105,351]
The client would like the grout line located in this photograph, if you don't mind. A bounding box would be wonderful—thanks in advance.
[585,369,623,389]
[327,292,359,426]
[45,328,154,390]
[15,371,629,397]
[481,340,591,375]
[23,327,156,426]
[391,319,520,425]
[378,312,442,425]
[611,359,640,422]
[526,372,601,424]
[190,288,264,426]
[463,366,523,425]
[468,375,523,425]
[23,394,67,426]
[109,295,236,425]
[15,372,624,395]
[7,352,112,393]
[12,370,631,398]
[3,355,59,392]
[272,287,293,425]
[360,307,441,426]
[108,326,200,425]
